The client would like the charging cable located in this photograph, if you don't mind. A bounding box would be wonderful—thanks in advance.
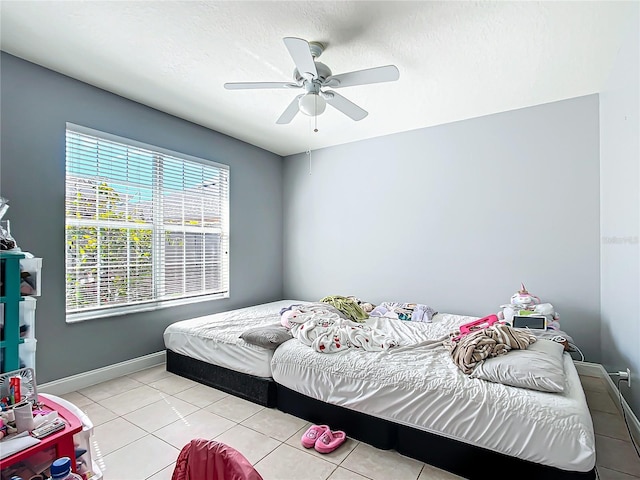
[610,369,631,386]
[568,343,584,362]
[613,375,640,458]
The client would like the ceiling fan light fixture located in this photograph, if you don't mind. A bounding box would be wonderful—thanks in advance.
[225,37,399,124]
[298,93,326,116]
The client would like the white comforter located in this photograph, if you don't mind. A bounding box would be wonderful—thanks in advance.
[164,300,303,377]
[271,313,595,472]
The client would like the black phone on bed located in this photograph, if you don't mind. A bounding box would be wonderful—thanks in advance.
[512,315,547,329]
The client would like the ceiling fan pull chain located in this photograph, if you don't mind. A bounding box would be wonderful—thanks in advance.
[307,117,313,175]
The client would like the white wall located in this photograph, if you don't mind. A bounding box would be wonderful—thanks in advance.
[600,5,640,415]
[283,95,601,361]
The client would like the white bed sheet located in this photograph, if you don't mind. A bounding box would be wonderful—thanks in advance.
[164,300,303,378]
[271,313,595,472]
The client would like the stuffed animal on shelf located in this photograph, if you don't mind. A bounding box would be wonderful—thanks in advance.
[497,283,561,330]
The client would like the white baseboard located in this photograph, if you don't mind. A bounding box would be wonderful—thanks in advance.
[574,360,640,445]
[39,351,166,396]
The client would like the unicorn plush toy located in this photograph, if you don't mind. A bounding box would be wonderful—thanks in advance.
[497,283,560,330]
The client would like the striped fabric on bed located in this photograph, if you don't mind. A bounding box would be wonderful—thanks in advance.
[445,324,537,374]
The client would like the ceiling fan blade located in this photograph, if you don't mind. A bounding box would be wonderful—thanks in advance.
[321,91,368,121]
[276,95,303,124]
[283,37,318,79]
[323,65,399,88]
[224,82,299,90]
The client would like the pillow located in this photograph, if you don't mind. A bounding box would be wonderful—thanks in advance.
[470,339,566,392]
[240,324,293,350]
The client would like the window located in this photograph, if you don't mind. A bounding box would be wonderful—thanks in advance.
[65,124,229,320]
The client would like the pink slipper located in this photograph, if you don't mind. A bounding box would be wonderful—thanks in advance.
[301,425,329,448]
[314,429,347,453]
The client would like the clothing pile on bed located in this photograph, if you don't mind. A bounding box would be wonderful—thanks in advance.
[276,296,444,354]
[280,302,398,353]
[369,302,437,323]
[318,295,372,322]
[318,295,438,324]
[444,323,537,374]
[441,317,573,394]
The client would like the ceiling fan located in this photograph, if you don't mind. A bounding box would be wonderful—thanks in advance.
[224,37,399,124]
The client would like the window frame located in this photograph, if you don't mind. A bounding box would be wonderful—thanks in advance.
[65,123,230,323]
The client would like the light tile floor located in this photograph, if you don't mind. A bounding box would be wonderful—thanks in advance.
[579,373,640,480]
[56,365,640,480]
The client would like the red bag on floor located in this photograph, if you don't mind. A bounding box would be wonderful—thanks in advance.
[172,438,263,480]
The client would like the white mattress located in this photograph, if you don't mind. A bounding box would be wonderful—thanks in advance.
[164,300,303,378]
[271,313,595,472]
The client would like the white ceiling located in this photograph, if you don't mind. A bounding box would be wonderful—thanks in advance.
[0,1,635,156]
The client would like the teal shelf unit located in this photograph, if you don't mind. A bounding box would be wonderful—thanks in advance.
[1,251,25,372]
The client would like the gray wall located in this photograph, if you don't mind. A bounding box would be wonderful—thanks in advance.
[283,95,601,362]
[600,6,640,416]
[0,53,284,383]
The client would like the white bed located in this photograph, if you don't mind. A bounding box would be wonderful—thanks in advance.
[271,313,595,473]
[163,300,302,378]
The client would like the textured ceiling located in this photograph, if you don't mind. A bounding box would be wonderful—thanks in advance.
[0,1,635,156]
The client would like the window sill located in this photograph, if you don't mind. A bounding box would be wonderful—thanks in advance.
[65,292,229,323]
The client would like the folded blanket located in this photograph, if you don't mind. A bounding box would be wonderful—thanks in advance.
[320,295,369,322]
[444,324,537,374]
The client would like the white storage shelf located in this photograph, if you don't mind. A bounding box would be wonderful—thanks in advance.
[20,296,36,340]
[4,296,38,371]
[19,338,37,371]
[40,394,103,480]
[20,257,42,297]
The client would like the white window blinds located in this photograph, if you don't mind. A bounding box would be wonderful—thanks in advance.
[65,125,229,317]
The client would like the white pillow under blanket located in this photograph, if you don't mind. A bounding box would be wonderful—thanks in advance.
[470,339,566,393]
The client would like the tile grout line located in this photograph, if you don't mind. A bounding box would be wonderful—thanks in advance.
[596,462,640,478]
[324,462,339,480]
[96,398,137,417]
[97,415,148,461]
[595,431,637,444]
[336,442,364,474]
[140,436,176,480]
[240,422,307,444]
[594,429,635,443]
[337,462,375,480]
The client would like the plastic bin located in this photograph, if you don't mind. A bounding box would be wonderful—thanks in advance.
[0,445,56,480]
[19,296,36,339]
[19,337,37,371]
[20,257,42,296]
[40,393,103,480]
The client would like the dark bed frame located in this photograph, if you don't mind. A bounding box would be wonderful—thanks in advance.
[166,349,595,480]
[166,349,277,407]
